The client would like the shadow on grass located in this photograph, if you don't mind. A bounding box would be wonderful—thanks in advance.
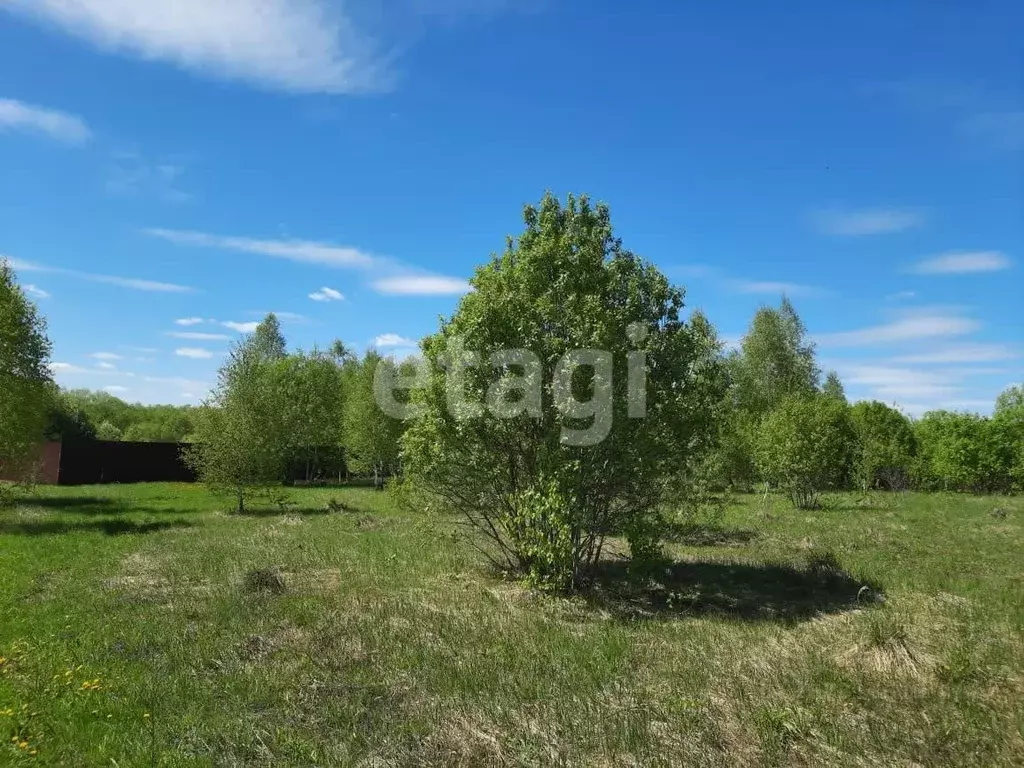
[234,506,336,518]
[662,523,758,546]
[18,495,205,517]
[581,555,883,623]
[0,519,194,537]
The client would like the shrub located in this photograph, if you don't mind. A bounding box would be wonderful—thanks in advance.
[754,394,855,508]
[403,193,725,591]
[849,401,916,491]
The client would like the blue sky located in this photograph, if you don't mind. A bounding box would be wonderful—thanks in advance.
[0,0,1020,413]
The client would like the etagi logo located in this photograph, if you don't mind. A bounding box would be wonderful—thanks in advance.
[373,323,651,447]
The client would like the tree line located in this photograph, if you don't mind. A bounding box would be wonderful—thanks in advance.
[2,195,1022,590]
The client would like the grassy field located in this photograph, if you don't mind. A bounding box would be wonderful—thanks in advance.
[0,484,1021,766]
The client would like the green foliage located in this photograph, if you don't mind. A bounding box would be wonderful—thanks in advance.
[95,421,123,441]
[730,297,820,420]
[754,394,855,508]
[57,389,196,442]
[822,370,847,402]
[0,259,53,487]
[403,192,725,591]
[850,401,916,490]
[342,351,406,477]
[184,315,293,512]
[914,410,1017,493]
[45,387,96,441]
[274,349,346,482]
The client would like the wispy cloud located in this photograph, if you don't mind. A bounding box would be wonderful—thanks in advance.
[893,343,1019,364]
[909,251,1012,274]
[106,152,191,202]
[23,284,50,299]
[8,257,193,293]
[175,347,214,359]
[815,310,981,347]
[0,98,91,144]
[887,290,916,301]
[960,111,1024,153]
[168,331,230,341]
[3,0,390,95]
[373,333,416,347]
[812,207,925,236]
[730,280,828,298]
[175,317,205,326]
[96,361,117,370]
[372,275,471,296]
[148,227,471,297]
[89,352,122,361]
[222,321,259,333]
[309,286,344,302]
[147,228,375,268]
[104,385,128,394]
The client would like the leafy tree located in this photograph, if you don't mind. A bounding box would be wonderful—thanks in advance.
[45,387,97,441]
[849,401,916,490]
[343,351,406,481]
[731,297,820,419]
[0,259,53,488]
[754,394,855,508]
[275,349,345,482]
[249,313,287,360]
[184,315,290,512]
[719,297,821,489]
[992,386,1024,492]
[402,193,726,591]
[95,421,123,441]
[822,370,847,402]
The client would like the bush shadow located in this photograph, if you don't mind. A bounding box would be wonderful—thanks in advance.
[0,519,194,537]
[661,522,759,546]
[581,555,883,623]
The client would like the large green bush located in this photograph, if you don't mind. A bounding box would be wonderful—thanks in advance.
[849,401,917,490]
[402,193,725,591]
[754,394,855,508]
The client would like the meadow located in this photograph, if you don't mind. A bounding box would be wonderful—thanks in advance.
[0,484,1021,766]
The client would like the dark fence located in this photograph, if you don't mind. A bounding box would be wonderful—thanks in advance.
[58,440,196,485]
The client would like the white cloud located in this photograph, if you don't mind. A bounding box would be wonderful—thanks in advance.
[122,345,158,353]
[909,251,1012,274]
[147,229,376,268]
[175,317,205,326]
[50,362,88,374]
[23,283,51,299]
[816,311,981,348]
[309,286,344,302]
[893,343,1019,364]
[96,361,117,370]
[222,321,259,333]
[372,275,471,296]
[0,98,91,144]
[812,208,925,236]
[89,352,123,360]
[168,331,230,341]
[730,280,827,298]
[175,347,214,359]
[373,333,416,348]
[4,0,389,95]
[103,385,128,394]
[8,257,192,292]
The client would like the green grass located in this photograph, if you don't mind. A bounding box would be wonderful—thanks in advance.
[1,484,1022,766]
